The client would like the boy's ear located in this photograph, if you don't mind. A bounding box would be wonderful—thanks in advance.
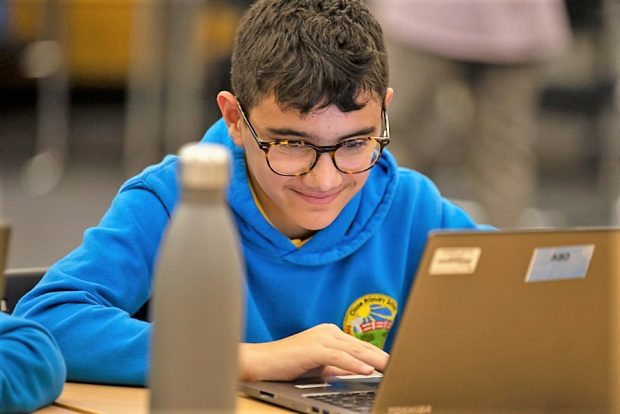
[217,91,244,146]
[384,87,394,109]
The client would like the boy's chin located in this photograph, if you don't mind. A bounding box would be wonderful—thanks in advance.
[297,215,339,233]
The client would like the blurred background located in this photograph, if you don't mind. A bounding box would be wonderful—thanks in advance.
[0,0,619,269]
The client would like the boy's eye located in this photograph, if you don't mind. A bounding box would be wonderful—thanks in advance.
[282,140,306,148]
[341,138,368,149]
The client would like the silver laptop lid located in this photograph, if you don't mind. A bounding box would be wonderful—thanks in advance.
[375,228,620,413]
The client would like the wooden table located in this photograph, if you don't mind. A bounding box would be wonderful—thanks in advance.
[34,382,293,413]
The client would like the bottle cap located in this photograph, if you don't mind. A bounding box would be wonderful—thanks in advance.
[178,143,231,190]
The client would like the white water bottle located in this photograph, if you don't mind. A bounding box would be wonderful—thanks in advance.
[150,143,243,414]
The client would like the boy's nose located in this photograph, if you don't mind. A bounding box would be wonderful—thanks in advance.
[303,153,342,190]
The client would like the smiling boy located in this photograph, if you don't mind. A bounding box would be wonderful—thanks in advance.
[226,93,388,239]
[14,0,484,385]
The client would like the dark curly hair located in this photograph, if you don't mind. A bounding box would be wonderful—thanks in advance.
[231,0,388,113]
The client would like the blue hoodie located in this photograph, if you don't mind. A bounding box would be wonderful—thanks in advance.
[0,312,66,413]
[14,118,484,386]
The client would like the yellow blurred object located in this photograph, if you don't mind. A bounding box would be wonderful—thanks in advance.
[10,0,45,42]
[68,0,133,87]
[8,0,239,87]
[197,4,238,60]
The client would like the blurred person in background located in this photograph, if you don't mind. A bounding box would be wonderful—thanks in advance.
[0,312,66,413]
[371,0,572,228]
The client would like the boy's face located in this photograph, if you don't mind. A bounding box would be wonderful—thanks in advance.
[220,91,392,240]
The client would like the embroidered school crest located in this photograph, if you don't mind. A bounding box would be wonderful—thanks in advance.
[343,293,398,349]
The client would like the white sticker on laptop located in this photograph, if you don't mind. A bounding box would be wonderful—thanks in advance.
[525,244,595,283]
[429,247,481,275]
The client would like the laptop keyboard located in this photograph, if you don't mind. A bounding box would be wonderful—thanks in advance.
[308,391,376,413]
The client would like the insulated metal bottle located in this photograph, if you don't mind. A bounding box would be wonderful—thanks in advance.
[150,142,243,414]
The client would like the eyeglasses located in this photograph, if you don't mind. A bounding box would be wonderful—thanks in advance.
[236,100,390,177]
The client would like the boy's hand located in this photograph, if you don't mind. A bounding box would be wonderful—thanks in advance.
[238,323,389,381]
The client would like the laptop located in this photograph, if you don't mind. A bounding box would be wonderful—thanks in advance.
[0,223,11,310]
[241,228,620,413]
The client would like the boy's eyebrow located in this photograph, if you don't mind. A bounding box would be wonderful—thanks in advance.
[265,126,377,141]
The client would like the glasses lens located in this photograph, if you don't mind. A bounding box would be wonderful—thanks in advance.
[335,138,382,173]
[267,142,316,175]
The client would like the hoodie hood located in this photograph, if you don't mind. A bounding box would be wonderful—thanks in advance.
[200,118,399,266]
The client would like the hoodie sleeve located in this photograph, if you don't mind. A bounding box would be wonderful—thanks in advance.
[0,312,66,413]
[13,182,171,386]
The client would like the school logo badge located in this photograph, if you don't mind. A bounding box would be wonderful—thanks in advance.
[343,293,398,349]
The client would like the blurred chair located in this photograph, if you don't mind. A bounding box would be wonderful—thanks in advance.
[2,267,46,314]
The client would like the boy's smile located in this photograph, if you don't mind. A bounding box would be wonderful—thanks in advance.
[219,91,392,240]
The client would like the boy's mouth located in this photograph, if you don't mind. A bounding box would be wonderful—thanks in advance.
[294,189,342,205]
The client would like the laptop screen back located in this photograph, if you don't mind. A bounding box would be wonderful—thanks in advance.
[375,228,620,413]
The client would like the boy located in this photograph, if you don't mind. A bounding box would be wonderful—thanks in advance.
[15,0,484,386]
[0,312,66,412]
